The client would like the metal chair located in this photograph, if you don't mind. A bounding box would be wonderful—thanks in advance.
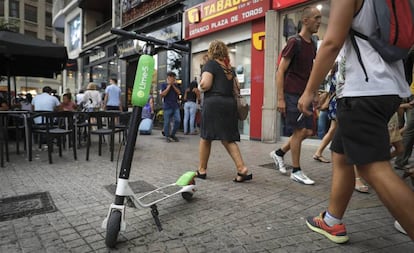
[86,111,124,162]
[115,111,131,144]
[30,111,77,164]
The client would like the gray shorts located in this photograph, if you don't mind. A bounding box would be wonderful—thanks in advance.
[330,95,401,165]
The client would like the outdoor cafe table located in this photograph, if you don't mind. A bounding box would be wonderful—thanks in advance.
[0,110,31,167]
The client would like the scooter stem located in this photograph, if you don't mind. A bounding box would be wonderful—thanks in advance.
[114,106,141,205]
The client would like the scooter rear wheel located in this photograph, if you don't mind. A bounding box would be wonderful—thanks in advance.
[105,210,122,248]
[181,192,193,200]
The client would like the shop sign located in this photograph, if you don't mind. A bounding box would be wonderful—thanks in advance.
[117,39,141,58]
[252,31,265,50]
[148,23,182,43]
[184,0,270,40]
[89,50,106,63]
[122,0,180,26]
[273,0,308,10]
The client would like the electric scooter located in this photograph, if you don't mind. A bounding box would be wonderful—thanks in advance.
[102,28,195,248]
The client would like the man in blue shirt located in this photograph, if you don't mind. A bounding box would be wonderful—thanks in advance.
[104,78,122,111]
[160,72,181,142]
[32,86,60,124]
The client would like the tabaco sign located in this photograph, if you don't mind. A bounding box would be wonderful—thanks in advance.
[273,0,308,10]
[184,0,270,40]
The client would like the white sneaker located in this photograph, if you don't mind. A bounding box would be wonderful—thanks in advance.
[290,170,315,185]
[270,150,287,174]
[394,220,407,235]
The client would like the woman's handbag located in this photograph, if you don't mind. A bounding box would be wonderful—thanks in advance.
[233,77,248,120]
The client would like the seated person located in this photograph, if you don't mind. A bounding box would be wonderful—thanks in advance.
[0,95,9,111]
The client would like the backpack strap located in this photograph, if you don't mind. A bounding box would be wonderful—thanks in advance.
[350,29,369,82]
[286,34,302,70]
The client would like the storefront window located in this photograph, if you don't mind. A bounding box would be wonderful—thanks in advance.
[167,50,182,79]
[9,0,19,18]
[229,40,251,138]
[191,40,251,138]
[278,0,330,138]
[0,0,4,16]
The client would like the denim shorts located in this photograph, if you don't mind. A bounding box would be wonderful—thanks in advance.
[330,95,401,165]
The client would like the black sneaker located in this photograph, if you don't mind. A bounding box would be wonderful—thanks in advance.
[171,135,179,142]
[166,137,172,143]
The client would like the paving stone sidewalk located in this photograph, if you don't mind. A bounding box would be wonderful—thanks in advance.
[0,130,412,253]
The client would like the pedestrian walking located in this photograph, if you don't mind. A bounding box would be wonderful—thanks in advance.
[298,0,414,243]
[270,6,321,185]
[196,40,252,183]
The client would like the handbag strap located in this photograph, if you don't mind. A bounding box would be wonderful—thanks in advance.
[233,77,241,96]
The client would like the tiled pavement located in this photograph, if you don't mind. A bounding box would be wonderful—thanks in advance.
[0,129,413,253]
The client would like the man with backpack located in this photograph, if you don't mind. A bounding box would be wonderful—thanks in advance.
[269,6,321,185]
[298,0,414,243]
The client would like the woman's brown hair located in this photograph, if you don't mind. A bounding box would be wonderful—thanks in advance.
[207,40,229,62]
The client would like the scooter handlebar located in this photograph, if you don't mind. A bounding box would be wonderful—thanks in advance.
[111,28,190,52]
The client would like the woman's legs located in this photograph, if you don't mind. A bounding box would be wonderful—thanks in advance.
[354,166,369,193]
[189,102,197,133]
[221,140,250,180]
[198,138,211,174]
[183,102,190,134]
[314,120,337,158]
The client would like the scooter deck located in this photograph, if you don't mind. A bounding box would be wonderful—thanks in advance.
[137,184,183,207]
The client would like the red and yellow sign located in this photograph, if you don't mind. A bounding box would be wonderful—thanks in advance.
[184,0,271,40]
[272,0,308,10]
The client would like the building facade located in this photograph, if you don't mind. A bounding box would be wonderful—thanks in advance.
[0,0,62,96]
[53,0,199,111]
[52,0,331,141]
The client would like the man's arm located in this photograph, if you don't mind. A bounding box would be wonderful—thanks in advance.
[171,84,181,95]
[276,56,292,115]
[103,93,108,110]
[53,97,61,111]
[118,91,122,111]
[160,84,170,98]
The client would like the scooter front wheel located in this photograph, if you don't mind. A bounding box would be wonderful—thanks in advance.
[105,210,122,248]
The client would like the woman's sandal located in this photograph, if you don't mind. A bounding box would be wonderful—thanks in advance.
[312,154,331,163]
[195,170,207,180]
[354,177,369,193]
[233,172,253,183]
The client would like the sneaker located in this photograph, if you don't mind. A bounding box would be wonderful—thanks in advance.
[394,220,407,235]
[166,137,173,143]
[269,150,287,174]
[306,212,349,244]
[171,135,179,142]
[290,170,315,185]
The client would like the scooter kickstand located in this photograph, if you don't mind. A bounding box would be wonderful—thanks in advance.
[150,204,163,231]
